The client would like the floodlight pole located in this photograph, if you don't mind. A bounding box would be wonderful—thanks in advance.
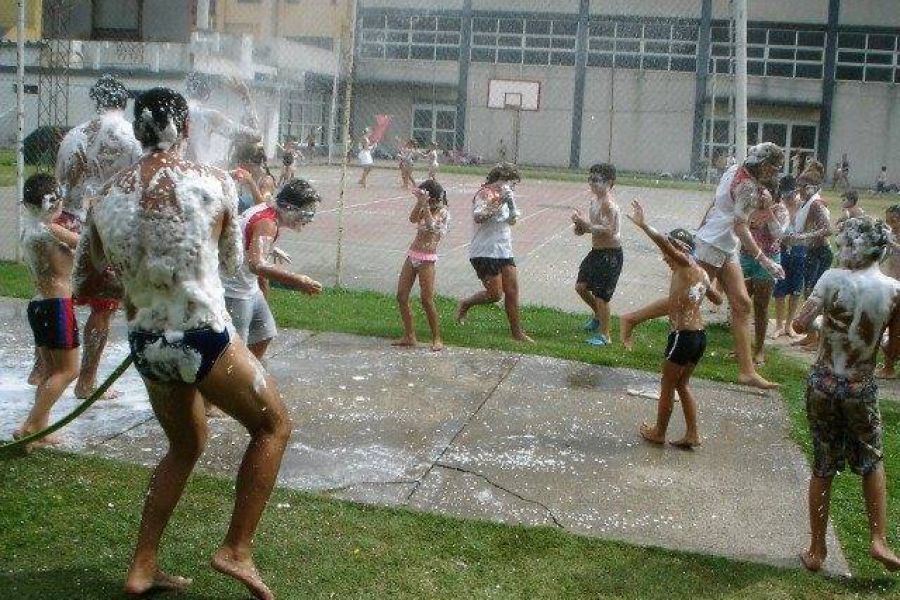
[16,0,26,262]
[733,0,749,162]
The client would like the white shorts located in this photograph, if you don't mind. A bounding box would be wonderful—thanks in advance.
[225,291,277,346]
[694,239,736,269]
[358,150,373,166]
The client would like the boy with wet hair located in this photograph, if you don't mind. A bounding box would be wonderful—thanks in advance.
[15,173,81,451]
[52,73,143,399]
[223,177,323,360]
[572,163,623,346]
[628,200,721,449]
[793,216,900,573]
[457,163,532,342]
[76,87,290,599]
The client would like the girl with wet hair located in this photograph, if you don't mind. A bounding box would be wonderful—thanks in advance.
[231,141,276,214]
[392,180,450,351]
[357,127,376,188]
[133,87,190,151]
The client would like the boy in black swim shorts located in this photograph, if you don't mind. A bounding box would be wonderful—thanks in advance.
[16,173,82,451]
[627,200,722,449]
[572,163,623,346]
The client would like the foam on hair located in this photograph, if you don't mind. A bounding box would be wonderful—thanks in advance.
[418,179,447,205]
[836,216,894,265]
[133,88,189,151]
[90,74,129,111]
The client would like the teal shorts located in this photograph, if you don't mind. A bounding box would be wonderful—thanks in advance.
[740,252,781,282]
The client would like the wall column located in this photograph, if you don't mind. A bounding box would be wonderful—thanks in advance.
[454,0,472,151]
[568,0,590,169]
[690,0,712,174]
[818,0,840,167]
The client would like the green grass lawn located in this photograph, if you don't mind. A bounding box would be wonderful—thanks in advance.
[2,260,900,597]
[0,149,37,188]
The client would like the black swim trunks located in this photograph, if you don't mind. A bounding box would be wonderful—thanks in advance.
[129,326,231,385]
[664,330,707,366]
[470,257,516,280]
[27,298,80,350]
[577,247,624,302]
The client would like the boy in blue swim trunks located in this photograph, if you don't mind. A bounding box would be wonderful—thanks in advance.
[793,216,900,573]
[15,173,81,451]
[628,200,721,449]
[75,88,291,599]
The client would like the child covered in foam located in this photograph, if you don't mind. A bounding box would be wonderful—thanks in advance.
[15,173,81,451]
[793,216,900,573]
[74,87,291,600]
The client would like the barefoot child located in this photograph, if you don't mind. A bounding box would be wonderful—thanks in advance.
[393,180,450,351]
[773,175,804,338]
[793,216,900,573]
[397,138,418,190]
[456,163,533,342]
[628,200,722,449]
[16,174,81,451]
[426,142,440,180]
[572,163,623,346]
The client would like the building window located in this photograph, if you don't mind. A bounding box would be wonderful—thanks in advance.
[412,104,457,150]
[471,17,577,66]
[93,0,142,40]
[836,32,899,84]
[280,91,329,146]
[703,117,817,173]
[587,19,698,72]
[360,12,461,61]
[710,25,825,79]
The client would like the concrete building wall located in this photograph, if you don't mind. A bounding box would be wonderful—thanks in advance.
[465,63,575,167]
[830,82,900,187]
[355,59,459,87]
[581,70,696,174]
[840,0,900,28]
[353,83,457,150]
[364,0,464,9]
[474,0,579,14]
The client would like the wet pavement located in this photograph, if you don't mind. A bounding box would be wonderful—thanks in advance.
[0,298,848,575]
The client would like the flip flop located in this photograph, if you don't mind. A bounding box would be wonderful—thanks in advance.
[582,318,601,332]
[586,334,610,346]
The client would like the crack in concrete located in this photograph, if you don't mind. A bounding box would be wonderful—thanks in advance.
[405,355,521,502]
[320,479,420,495]
[433,462,564,529]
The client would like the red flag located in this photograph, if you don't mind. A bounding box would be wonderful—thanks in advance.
[370,115,392,144]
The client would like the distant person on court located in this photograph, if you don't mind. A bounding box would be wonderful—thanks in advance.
[278,138,300,187]
[572,163,623,346]
[232,141,276,215]
[875,166,890,194]
[75,87,290,599]
[628,200,721,449]
[358,127,376,188]
[837,190,864,225]
[53,73,143,400]
[456,163,533,342]
[222,178,323,361]
[426,142,440,180]
[397,138,418,190]
[793,216,900,574]
[740,183,789,364]
[393,180,450,352]
[877,205,900,379]
[620,143,785,390]
[15,174,81,452]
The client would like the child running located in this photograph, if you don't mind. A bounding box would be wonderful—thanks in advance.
[628,200,722,449]
[392,180,450,351]
[793,216,900,573]
[572,163,623,346]
[15,174,81,451]
[223,178,323,360]
[426,143,440,180]
[877,205,900,379]
[456,163,533,342]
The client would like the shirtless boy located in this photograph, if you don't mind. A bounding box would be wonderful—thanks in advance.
[628,200,722,449]
[54,74,143,399]
[75,88,290,599]
[15,174,80,451]
[223,178,323,360]
[793,216,900,573]
[572,163,623,346]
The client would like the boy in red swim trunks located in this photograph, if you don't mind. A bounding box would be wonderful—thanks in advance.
[16,173,81,451]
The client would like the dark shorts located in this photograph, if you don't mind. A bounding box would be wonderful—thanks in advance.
[804,245,834,296]
[664,330,706,366]
[577,247,624,303]
[27,298,80,350]
[773,245,807,298]
[129,326,231,385]
[806,366,882,478]
[470,257,515,281]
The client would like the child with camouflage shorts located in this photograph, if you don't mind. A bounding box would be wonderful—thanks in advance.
[793,216,900,573]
